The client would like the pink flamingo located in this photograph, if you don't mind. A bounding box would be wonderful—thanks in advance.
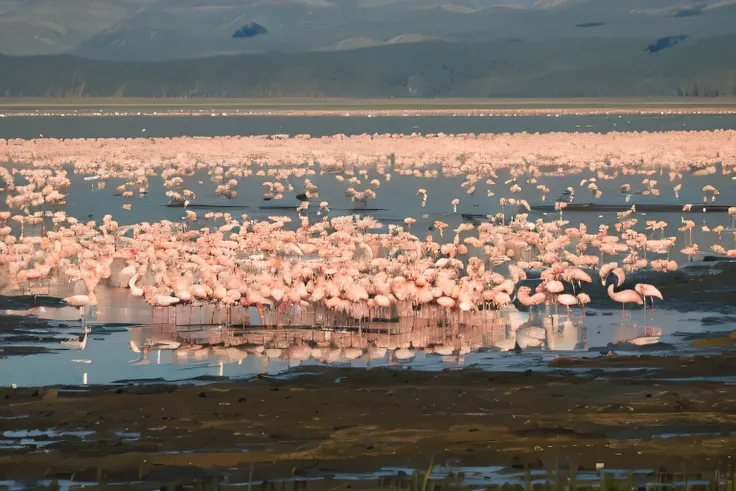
[516,286,546,320]
[635,283,663,324]
[556,293,578,318]
[635,283,663,310]
[607,284,643,314]
[576,293,591,316]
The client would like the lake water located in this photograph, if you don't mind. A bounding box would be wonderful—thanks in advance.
[2,114,736,139]
[1,114,736,387]
[0,303,722,387]
[18,160,736,265]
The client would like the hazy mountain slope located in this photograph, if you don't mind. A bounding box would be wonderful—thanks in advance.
[0,0,733,60]
[73,0,520,59]
[1,34,734,98]
[0,1,21,15]
[75,1,736,60]
[0,0,145,55]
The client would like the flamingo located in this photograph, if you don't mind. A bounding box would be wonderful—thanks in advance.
[607,284,643,314]
[576,293,591,316]
[635,283,663,310]
[544,280,565,316]
[516,286,546,320]
[635,283,663,324]
[64,294,97,331]
[600,263,625,287]
[556,293,578,318]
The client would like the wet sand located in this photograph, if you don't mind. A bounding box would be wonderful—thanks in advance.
[2,355,736,486]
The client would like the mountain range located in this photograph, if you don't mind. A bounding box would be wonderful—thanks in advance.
[1,33,734,98]
[1,0,735,60]
[1,0,735,98]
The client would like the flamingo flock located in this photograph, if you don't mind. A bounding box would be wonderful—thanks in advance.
[1,128,736,336]
[1,131,735,176]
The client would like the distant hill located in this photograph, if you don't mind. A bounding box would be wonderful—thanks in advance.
[1,35,735,98]
[0,0,735,60]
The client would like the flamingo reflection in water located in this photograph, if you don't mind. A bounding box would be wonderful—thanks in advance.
[61,326,89,350]
[129,338,181,365]
[612,324,663,346]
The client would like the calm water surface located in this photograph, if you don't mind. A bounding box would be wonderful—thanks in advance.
[1,115,736,387]
[0,261,728,387]
[2,114,736,139]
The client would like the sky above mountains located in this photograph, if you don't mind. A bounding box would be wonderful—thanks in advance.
[0,0,734,60]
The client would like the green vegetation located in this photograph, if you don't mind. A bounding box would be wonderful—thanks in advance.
[1,35,736,99]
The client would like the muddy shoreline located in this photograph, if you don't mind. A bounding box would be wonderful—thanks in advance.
[2,354,736,486]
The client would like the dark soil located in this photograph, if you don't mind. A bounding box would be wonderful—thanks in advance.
[2,353,736,487]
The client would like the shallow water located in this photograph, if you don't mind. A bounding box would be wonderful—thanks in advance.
[2,114,736,139]
[2,115,736,388]
[0,303,726,387]
[5,160,736,267]
[3,116,736,268]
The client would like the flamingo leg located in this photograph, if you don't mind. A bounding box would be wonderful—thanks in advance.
[643,295,647,325]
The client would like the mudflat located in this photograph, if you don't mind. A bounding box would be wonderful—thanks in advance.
[2,353,736,486]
